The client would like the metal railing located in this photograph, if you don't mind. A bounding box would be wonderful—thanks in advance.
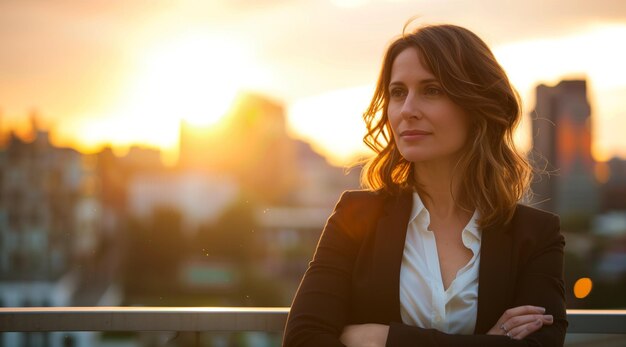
[1,307,625,334]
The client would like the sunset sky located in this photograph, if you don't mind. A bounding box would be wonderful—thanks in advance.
[1,0,625,166]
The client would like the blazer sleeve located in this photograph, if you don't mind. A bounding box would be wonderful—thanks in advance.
[385,213,567,347]
[283,191,367,347]
[511,213,567,346]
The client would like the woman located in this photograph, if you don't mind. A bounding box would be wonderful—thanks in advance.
[283,24,566,347]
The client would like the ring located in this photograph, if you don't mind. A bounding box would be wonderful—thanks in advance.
[500,324,508,333]
[507,332,512,338]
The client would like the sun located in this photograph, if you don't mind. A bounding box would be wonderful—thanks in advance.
[71,31,267,165]
[81,31,266,163]
[128,34,249,127]
[104,32,263,144]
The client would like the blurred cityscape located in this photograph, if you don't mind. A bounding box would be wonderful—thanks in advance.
[1,81,625,346]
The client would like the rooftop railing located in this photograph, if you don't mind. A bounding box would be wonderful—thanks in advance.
[1,307,625,334]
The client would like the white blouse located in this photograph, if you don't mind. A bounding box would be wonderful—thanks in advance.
[399,191,482,334]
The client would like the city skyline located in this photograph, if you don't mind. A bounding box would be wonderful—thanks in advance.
[1,1,626,165]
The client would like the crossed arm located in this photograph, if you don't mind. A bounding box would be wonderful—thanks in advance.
[341,305,553,346]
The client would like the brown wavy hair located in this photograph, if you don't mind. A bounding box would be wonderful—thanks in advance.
[361,23,532,229]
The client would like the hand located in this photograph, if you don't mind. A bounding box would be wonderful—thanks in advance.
[487,305,554,340]
[340,323,389,347]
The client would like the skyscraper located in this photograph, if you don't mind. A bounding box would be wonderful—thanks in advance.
[178,92,299,204]
[531,80,599,228]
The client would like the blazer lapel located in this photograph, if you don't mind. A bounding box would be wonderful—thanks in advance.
[474,222,514,333]
[371,189,413,322]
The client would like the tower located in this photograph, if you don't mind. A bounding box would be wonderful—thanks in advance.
[531,80,599,229]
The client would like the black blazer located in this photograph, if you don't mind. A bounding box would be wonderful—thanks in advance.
[283,189,567,346]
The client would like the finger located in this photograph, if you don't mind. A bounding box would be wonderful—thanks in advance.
[489,306,549,336]
[504,314,553,331]
[339,325,356,344]
[508,319,543,340]
[503,305,546,319]
[497,306,546,326]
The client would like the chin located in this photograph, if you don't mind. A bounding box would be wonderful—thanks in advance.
[400,151,464,166]
[398,149,437,163]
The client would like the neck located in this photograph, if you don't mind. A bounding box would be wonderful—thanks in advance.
[413,160,467,220]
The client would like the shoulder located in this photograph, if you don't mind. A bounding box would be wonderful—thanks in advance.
[335,189,387,207]
[332,189,390,220]
[508,203,563,247]
[333,188,407,216]
[511,203,560,226]
[328,189,392,240]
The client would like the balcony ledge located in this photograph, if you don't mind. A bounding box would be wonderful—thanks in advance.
[0,307,624,334]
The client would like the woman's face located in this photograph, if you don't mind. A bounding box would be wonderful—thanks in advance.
[387,47,470,166]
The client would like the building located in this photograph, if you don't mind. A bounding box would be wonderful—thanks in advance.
[531,80,599,228]
[0,119,117,347]
[178,92,299,204]
[600,157,626,212]
[127,171,239,231]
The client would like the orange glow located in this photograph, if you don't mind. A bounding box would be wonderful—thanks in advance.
[3,6,626,165]
[574,277,593,299]
[60,30,270,164]
[122,33,243,127]
[594,162,611,184]
[287,85,374,166]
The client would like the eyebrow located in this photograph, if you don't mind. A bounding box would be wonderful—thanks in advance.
[388,78,440,88]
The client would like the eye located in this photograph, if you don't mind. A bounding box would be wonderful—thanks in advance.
[424,85,443,96]
[390,87,407,98]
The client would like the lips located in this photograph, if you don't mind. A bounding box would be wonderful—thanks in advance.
[400,129,432,136]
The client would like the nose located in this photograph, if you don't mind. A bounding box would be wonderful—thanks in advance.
[399,94,422,120]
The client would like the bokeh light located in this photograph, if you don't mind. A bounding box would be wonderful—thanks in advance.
[574,277,593,299]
